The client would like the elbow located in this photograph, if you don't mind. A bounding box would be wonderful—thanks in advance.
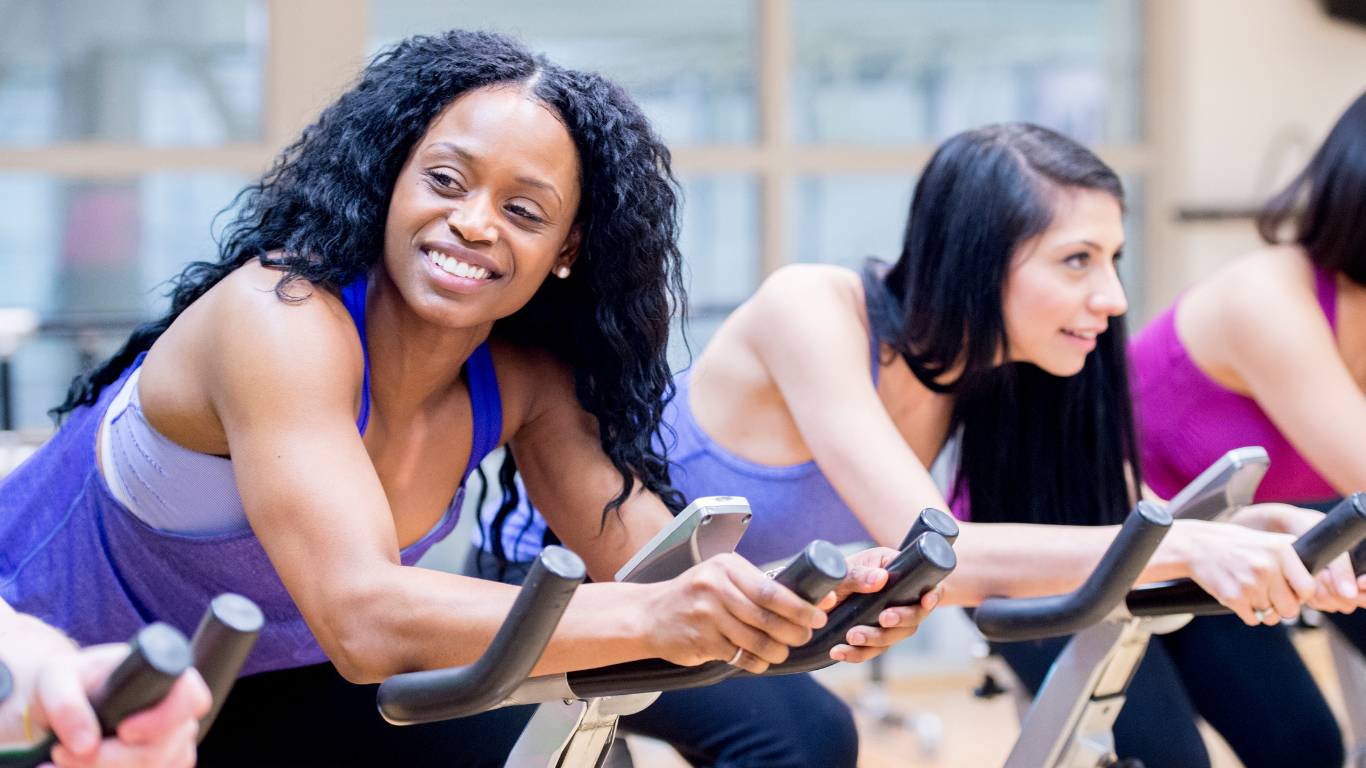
[312,588,410,684]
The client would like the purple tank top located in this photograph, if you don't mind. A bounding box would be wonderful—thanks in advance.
[663,337,879,565]
[1129,267,1338,504]
[0,276,503,677]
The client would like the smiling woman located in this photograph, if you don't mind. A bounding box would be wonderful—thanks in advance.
[0,31,857,767]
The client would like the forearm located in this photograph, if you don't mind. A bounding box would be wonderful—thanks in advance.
[308,565,658,683]
[940,521,1193,606]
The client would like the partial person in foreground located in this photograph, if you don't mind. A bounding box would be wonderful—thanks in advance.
[0,598,209,768]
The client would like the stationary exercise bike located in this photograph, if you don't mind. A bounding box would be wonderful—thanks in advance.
[375,497,960,768]
[973,447,1366,768]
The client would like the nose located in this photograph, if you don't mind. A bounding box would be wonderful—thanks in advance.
[1087,263,1129,317]
[446,192,499,245]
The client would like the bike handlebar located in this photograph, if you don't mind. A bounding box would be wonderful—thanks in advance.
[739,529,957,677]
[974,501,1174,642]
[1127,493,1366,617]
[191,593,264,742]
[377,546,587,725]
[553,539,849,699]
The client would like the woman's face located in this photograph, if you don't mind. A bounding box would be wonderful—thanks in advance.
[383,85,582,328]
[1002,186,1128,377]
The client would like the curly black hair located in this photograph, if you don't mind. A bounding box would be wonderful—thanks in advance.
[56,29,688,522]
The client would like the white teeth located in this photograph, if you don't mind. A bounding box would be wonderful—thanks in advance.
[426,250,492,280]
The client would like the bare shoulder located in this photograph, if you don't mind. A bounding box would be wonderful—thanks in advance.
[744,264,867,339]
[1197,246,1320,332]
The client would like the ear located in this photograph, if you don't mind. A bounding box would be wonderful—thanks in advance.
[554,223,582,273]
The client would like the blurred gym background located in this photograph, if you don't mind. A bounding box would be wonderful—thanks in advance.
[3,1,1366,765]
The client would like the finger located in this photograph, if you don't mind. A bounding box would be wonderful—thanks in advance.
[35,658,106,755]
[1278,549,1318,604]
[830,642,891,664]
[53,719,199,768]
[721,565,821,645]
[830,564,888,601]
[716,614,783,673]
[1329,553,1360,601]
[117,670,210,746]
[1266,575,1301,621]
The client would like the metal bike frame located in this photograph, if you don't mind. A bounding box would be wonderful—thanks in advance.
[1003,448,1269,768]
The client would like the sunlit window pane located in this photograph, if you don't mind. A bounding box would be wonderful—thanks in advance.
[0,172,247,427]
[792,0,1142,145]
[370,1,757,145]
[0,0,267,146]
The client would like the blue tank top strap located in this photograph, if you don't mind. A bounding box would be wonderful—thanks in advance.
[338,277,372,434]
[462,341,502,482]
[869,323,882,389]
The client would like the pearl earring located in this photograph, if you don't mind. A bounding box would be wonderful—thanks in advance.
[556,266,571,279]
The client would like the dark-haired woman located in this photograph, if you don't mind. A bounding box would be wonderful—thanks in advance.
[1126,89,1366,768]
[0,32,926,767]
[476,122,1366,767]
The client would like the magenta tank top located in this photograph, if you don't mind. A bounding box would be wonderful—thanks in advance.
[1129,267,1339,504]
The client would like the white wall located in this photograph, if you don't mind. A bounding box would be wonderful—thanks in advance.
[1147,0,1366,315]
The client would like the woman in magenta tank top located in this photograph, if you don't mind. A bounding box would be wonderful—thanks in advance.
[1127,89,1366,768]
[0,32,855,767]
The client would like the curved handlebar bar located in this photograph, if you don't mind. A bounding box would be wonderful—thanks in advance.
[377,546,586,725]
[557,539,849,699]
[1127,493,1366,617]
[975,501,1174,642]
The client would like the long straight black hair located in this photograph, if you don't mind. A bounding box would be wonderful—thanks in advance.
[864,123,1140,526]
[55,30,687,522]
[1258,90,1366,284]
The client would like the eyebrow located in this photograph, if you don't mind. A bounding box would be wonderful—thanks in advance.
[425,141,563,207]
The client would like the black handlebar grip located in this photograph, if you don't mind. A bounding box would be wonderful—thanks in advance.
[94,623,194,735]
[191,593,264,742]
[562,539,851,698]
[1130,492,1366,617]
[377,546,586,725]
[1296,493,1366,574]
[976,501,1173,641]
[900,508,959,549]
[774,540,849,604]
[749,531,957,677]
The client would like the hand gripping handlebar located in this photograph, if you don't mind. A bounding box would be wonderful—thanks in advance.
[1126,492,1366,617]
[738,515,958,678]
[546,539,849,699]
[1,595,263,768]
[975,501,1174,642]
[377,546,587,725]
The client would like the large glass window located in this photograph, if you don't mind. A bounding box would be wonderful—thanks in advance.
[370,1,757,145]
[0,0,267,146]
[791,0,1142,145]
[0,172,247,427]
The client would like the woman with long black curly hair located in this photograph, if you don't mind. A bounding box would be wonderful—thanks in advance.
[0,31,876,766]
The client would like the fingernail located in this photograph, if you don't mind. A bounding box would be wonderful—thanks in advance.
[882,611,899,626]
[863,571,878,586]
[70,725,97,753]
[1343,581,1358,596]
[831,649,846,661]
[850,631,866,645]
[925,593,939,609]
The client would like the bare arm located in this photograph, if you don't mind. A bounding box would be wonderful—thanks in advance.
[736,266,1316,622]
[208,286,821,683]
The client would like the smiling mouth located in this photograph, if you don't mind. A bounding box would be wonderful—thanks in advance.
[423,248,497,280]
[1062,329,1099,340]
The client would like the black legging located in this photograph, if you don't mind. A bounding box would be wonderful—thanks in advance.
[995,613,1346,768]
[465,548,859,768]
[198,661,538,767]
